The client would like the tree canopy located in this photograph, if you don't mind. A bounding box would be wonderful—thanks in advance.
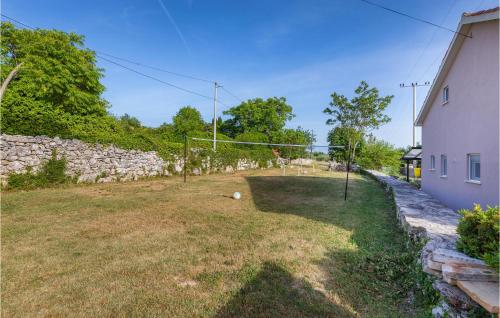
[271,127,315,159]
[327,126,364,163]
[357,135,402,175]
[172,106,205,136]
[0,22,109,137]
[221,97,294,140]
[324,81,393,164]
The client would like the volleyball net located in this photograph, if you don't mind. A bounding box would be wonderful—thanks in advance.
[183,136,343,177]
[183,136,354,200]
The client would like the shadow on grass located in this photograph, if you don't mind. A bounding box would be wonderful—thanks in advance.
[236,175,422,317]
[214,261,354,318]
[244,175,395,251]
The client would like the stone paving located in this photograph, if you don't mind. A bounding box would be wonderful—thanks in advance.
[366,170,480,317]
[367,170,459,247]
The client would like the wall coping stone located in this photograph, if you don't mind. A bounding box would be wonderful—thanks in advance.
[365,170,484,317]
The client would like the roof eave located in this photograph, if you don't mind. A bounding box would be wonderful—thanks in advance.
[415,9,499,126]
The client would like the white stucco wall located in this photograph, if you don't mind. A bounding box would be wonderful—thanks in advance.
[421,20,499,211]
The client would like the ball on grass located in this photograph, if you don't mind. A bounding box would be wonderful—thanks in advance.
[233,192,241,200]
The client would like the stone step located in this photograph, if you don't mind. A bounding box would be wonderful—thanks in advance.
[442,264,499,284]
[428,258,444,271]
[457,281,499,313]
[433,281,479,311]
[432,248,485,266]
[430,259,492,273]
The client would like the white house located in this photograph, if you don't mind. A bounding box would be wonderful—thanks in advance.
[415,7,499,211]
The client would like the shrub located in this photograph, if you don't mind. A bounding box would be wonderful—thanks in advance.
[456,204,499,270]
[7,150,71,190]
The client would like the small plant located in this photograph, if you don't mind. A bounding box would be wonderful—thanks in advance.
[7,150,71,190]
[95,171,108,182]
[457,204,499,270]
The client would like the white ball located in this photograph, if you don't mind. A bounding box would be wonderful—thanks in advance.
[233,192,241,200]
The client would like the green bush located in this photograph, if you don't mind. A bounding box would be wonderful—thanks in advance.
[7,150,71,190]
[456,204,499,270]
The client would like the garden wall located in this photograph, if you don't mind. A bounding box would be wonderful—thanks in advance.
[364,170,495,317]
[0,134,269,185]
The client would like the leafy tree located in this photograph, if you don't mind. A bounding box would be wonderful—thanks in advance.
[172,106,205,136]
[324,81,393,166]
[222,97,294,140]
[357,135,402,175]
[118,114,142,131]
[235,132,269,150]
[327,126,364,163]
[272,127,314,159]
[1,22,109,137]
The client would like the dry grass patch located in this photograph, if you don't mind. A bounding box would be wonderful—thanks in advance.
[2,168,425,317]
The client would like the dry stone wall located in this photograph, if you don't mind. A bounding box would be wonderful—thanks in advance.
[0,134,175,184]
[0,134,272,185]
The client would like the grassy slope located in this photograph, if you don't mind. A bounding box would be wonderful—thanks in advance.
[1,169,423,317]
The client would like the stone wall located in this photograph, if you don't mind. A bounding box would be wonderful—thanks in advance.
[0,134,176,184]
[365,170,488,317]
[0,134,271,185]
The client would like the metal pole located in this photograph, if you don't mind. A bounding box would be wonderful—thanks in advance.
[406,161,410,182]
[213,82,218,151]
[412,83,416,147]
[344,144,352,201]
[183,134,188,183]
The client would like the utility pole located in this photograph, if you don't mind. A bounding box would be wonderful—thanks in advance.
[399,82,430,147]
[213,82,221,151]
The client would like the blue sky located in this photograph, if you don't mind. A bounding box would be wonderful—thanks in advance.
[4,0,498,148]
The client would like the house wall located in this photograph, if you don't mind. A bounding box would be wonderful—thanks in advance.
[421,20,499,211]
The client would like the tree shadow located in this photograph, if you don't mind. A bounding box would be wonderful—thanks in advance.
[245,175,350,222]
[214,261,354,318]
[240,175,421,317]
[244,175,393,250]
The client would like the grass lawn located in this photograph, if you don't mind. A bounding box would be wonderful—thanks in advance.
[1,168,424,317]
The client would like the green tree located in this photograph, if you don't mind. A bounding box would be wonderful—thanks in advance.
[327,126,364,163]
[222,97,294,140]
[234,132,269,150]
[272,127,314,159]
[172,106,205,136]
[357,135,402,175]
[0,22,109,137]
[324,81,393,166]
[118,114,142,131]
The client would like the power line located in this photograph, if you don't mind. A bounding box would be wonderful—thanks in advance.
[417,53,442,83]
[95,51,214,84]
[1,14,35,30]
[97,55,229,106]
[1,14,232,106]
[404,0,457,82]
[221,86,244,103]
[358,0,471,38]
[2,13,215,84]
[97,53,244,106]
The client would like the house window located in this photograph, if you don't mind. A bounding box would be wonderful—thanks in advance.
[440,155,447,177]
[430,155,436,170]
[443,86,449,104]
[467,154,480,182]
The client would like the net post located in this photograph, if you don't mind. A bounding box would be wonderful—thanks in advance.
[344,145,351,201]
[183,134,188,183]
